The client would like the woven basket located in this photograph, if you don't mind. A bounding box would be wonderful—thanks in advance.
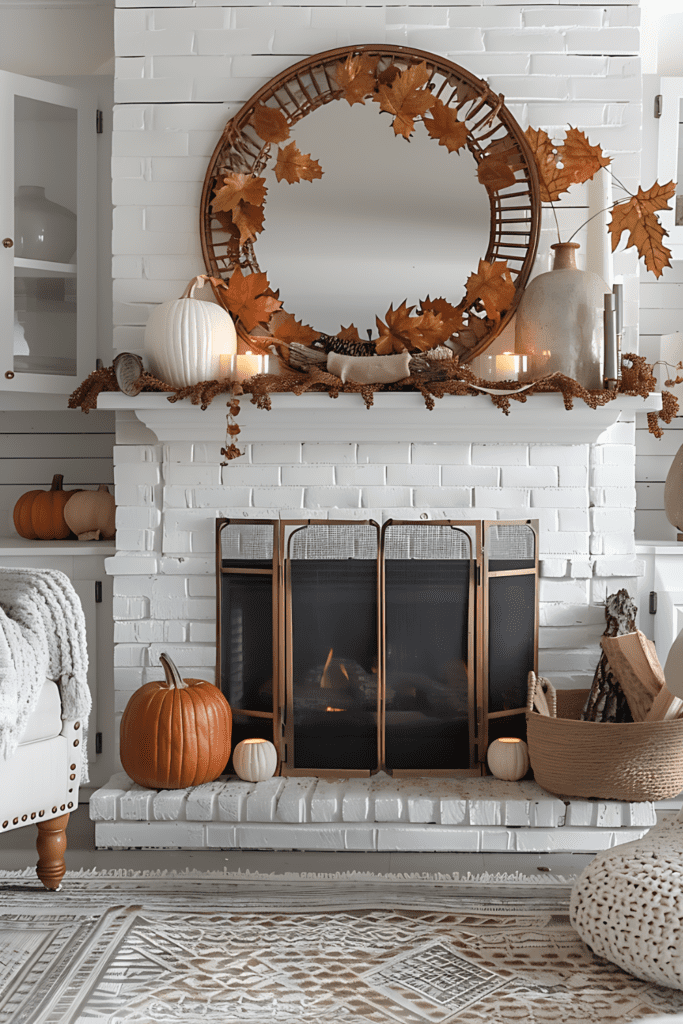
[526,684,683,801]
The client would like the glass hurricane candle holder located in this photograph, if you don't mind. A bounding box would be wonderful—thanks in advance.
[479,353,528,382]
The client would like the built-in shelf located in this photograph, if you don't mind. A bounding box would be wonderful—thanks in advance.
[97,391,664,445]
[14,256,77,277]
[0,536,116,556]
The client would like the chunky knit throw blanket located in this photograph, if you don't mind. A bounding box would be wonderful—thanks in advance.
[0,568,90,782]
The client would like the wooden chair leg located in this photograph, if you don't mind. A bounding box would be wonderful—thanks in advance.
[36,813,70,891]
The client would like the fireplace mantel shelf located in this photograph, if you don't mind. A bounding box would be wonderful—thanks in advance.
[98,392,662,444]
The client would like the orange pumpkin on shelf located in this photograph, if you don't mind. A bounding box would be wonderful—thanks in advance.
[13,474,79,540]
[120,652,232,790]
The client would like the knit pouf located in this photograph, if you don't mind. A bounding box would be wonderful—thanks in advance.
[570,810,683,989]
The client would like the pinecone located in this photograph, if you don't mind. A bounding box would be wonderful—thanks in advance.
[315,334,376,357]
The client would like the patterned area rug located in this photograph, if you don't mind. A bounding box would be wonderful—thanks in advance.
[1,871,682,1024]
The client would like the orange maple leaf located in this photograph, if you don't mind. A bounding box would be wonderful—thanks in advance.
[338,324,363,343]
[212,174,267,215]
[465,260,516,324]
[561,126,611,187]
[272,312,319,347]
[420,296,465,331]
[524,127,572,203]
[375,61,436,140]
[411,310,457,351]
[250,103,290,144]
[274,142,323,184]
[333,54,379,106]
[377,63,400,87]
[222,269,283,332]
[375,301,425,353]
[485,138,525,172]
[231,202,265,245]
[422,99,468,153]
[608,180,676,279]
[477,156,516,191]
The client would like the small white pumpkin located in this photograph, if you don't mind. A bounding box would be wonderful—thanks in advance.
[486,738,530,781]
[144,275,237,388]
[64,484,116,540]
[232,738,278,782]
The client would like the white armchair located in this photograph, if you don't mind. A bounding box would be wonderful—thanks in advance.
[0,677,84,889]
[0,567,90,890]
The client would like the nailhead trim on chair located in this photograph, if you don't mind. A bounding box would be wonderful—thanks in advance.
[75,722,80,729]
[70,764,76,770]
[13,818,18,824]
[31,813,35,819]
[21,815,27,821]
[52,807,57,813]
[70,774,75,780]
[38,810,44,817]
[68,802,73,808]
[2,821,7,828]
[73,740,79,747]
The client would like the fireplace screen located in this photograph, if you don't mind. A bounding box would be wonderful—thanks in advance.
[216,518,538,777]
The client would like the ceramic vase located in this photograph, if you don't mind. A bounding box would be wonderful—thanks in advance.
[664,444,683,532]
[515,242,610,388]
[14,185,77,263]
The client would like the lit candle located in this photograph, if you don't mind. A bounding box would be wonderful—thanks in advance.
[219,353,264,381]
[494,352,527,382]
[604,293,617,388]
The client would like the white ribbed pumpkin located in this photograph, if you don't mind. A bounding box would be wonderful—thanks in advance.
[486,738,529,781]
[232,738,278,782]
[144,275,237,387]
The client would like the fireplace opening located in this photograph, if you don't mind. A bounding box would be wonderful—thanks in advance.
[216,518,538,777]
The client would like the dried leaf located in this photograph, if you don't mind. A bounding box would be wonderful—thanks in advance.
[213,210,242,252]
[212,174,267,215]
[485,138,525,172]
[420,296,465,332]
[422,99,468,153]
[227,423,241,436]
[274,142,324,184]
[222,268,283,332]
[608,180,675,278]
[465,314,489,340]
[338,324,363,343]
[231,202,265,245]
[412,310,456,350]
[272,312,319,347]
[477,156,516,191]
[250,103,290,144]
[561,126,611,186]
[524,126,610,203]
[377,63,400,87]
[524,127,573,203]
[375,300,424,354]
[465,259,516,324]
[333,54,379,106]
[376,61,436,140]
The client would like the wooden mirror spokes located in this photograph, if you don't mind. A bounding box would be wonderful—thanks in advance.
[200,45,541,363]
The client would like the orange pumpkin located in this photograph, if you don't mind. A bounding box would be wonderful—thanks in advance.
[13,474,79,540]
[120,652,232,789]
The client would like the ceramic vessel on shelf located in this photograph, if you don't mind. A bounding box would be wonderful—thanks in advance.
[664,443,683,533]
[515,242,609,388]
[14,185,77,263]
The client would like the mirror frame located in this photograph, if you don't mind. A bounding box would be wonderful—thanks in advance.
[200,44,541,362]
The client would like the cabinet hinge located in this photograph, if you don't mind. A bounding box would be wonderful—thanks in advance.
[95,732,102,754]
[654,94,663,119]
[96,109,103,134]
[95,581,102,603]
[649,591,658,615]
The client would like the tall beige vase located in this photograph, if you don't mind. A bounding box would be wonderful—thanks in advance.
[664,444,683,532]
[515,242,610,387]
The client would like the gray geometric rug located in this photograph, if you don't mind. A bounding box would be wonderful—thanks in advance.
[1,873,682,1024]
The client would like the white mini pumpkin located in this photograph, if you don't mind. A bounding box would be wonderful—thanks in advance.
[144,275,237,387]
[486,738,530,781]
[64,484,116,540]
[232,738,278,782]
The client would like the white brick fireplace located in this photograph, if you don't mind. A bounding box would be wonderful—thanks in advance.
[99,0,664,850]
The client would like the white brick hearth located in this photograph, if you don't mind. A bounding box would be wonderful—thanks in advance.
[91,772,656,853]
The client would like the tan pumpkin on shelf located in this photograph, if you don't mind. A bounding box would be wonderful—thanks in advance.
[120,652,232,790]
[13,474,79,540]
[64,484,116,541]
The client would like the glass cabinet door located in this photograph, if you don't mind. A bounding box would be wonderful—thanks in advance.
[0,71,96,393]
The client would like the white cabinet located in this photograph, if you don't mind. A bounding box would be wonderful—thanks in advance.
[644,76,683,262]
[636,542,683,667]
[0,71,96,393]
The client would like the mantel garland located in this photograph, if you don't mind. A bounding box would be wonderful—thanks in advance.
[68,354,678,465]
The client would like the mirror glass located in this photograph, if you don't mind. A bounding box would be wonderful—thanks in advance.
[254,101,490,339]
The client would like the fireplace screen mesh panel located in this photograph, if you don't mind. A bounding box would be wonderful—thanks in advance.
[287,523,379,771]
[218,521,277,757]
[485,523,538,747]
[383,524,473,771]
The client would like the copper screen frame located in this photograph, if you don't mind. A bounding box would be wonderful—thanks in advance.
[216,517,539,777]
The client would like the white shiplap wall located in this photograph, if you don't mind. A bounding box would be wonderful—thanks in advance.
[0,410,115,537]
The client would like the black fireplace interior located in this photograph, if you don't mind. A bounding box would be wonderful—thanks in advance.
[217,518,538,776]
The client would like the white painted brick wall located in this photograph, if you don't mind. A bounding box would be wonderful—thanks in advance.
[110,0,644,753]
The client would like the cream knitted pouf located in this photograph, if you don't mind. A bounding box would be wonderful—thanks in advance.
[570,809,683,989]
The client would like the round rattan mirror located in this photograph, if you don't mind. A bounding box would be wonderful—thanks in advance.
[200,45,540,362]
